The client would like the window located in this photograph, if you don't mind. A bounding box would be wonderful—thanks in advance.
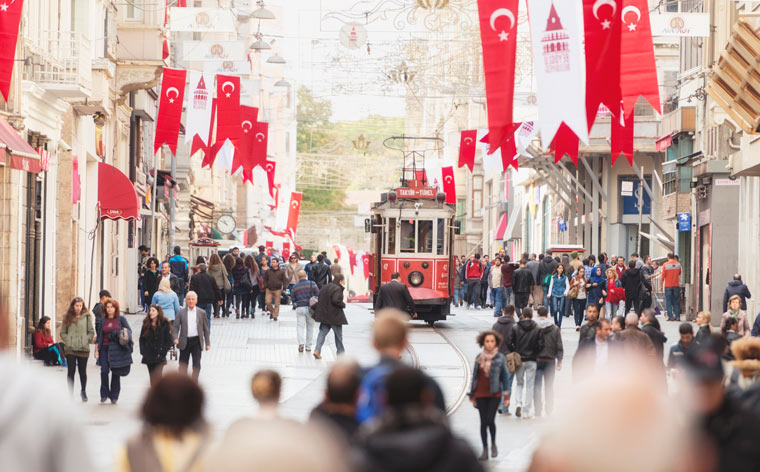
[417,220,433,253]
[126,0,144,21]
[436,218,445,255]
[387,217,396,255]
[472,175,483,216]
[456,198,466,232]
[400,220,415,253]
[663,170,677,195]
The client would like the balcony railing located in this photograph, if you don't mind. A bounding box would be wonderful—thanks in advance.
[25,31,92,98]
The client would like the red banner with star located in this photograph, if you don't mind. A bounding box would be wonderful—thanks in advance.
[458,129,477,171]
[620,0,660,118]
[583,0,622,128]
[0,0,23,101]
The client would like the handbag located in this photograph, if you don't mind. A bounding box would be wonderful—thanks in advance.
[505,352,522,374]
[567,283,579,299]
[223,275,232,294]
[119,327,130,346]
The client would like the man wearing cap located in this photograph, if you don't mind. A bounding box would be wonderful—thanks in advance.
[189,263,221,333]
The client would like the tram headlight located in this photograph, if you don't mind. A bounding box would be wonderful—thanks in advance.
[408,271,424,287]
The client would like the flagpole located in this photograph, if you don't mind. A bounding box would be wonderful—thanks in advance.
[170,145,176,251]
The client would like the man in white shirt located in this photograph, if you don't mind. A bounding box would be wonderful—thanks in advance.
[173,291,210,380]
[594,318,611,372]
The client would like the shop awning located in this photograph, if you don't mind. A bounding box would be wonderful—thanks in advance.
[0,117,41,172]
[494,212,508,240]
[98,162,139,221]
[655,133,673,152]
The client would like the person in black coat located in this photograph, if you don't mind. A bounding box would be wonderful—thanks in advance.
[189,263,221,329]
[310,254,333,289]
[723,275,752,313]
[139,305,173,386]
[620,260,645,316]
[142,258,161,312]
[313,274,348,359]
[374,273,417,317]
[309,361,362,441]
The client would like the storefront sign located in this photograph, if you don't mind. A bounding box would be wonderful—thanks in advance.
[396,187,436,199]
[678,212,691,232]
[715,178,740,186]
[650,13,710,37]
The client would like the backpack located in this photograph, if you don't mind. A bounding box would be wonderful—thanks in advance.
[356,364,393,424]
[543,273,552,286]
[506,352,522,373]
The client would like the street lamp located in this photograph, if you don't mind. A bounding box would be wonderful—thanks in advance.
[250,38,272,50]
[266,53,286,64]
[274,78,291,88]
[251,1,275,19]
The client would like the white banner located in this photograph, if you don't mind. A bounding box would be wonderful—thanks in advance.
[185,71,213,145]
[650,12,710,37]
[169,8,236,33]
[182,41,248,62]
[203,60,251,76]
[529,0,588,148]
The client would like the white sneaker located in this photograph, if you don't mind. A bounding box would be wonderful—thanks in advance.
[523,412,533,419]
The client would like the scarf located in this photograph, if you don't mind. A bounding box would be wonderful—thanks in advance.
[478,347,499,377]
[729,309,740,318]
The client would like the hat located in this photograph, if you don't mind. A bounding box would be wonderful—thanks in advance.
[198,263,208,272]
[683,336,725,382]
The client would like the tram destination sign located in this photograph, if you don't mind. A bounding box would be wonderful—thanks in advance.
[396,187,436,199]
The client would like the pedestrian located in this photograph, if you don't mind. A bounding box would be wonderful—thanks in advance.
[251,370,282,418]
[610,315,626,341]
[310,254,332,289]
[142,257,160,313]
[92,289,110,338]
[615,256,626,279]
[208,253,231,318]
[257,257,269,312]
[304,253,317,279]
[641,308,667,361]
[569,252,582,272]
[222,253,236,315]
[358,366,483,472]
[453,258,465,306]
[291,270,319,352]
[596,253,609,277]
[501,255,516,307]
[753,313,760,337]
[173,291,211,380]
[189,263,221,331]
[465,254,484,309]
[722,294,751,338]
[630,252,643,269]
[480,256,491,308]
[231,257,251,319]
[330,257,343,279]
[95,299,133,404]
[722,317,742,358]
[152,278,181,324]
[661,253,682,321]
[32,316,65,366]
[489,257,504,317]
[492,304,516,414]
[526,253,542,307]
[374,272,416,317]
[723,274,752,313]
[725,337,760,412]
[570,267,588,330]
[309,361,362,439]
[507,307,541,419]
[243,255,261,319]
[573,318,613,379]
[585,266,606,309]
[695,311,713,344]
[468,330,510,461]
[538,252,559,304]
[616,312,655,359]
[285,254,303,298]
[604,268,625,319]
[620,260,645,316]
[547,264,569,327]
[60,297,94,401]
[117,373,208,472]
[512,258,534,316]
[313,273,348,359]
[577,303,601,356]
[169,246,189,300]
[640,256,655,309]
[263,257,289,321]
[667,322,694,375]
[533,306,562,417]
[139,305,173,386]
[254,245,270,268]
[160,261,181,301]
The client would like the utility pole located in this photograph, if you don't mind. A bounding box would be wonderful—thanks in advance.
[170,148,176,251]
[637,172,643,255]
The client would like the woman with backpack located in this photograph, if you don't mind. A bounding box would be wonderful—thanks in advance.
[140,305,173,386]
[569,267,587,331]
[546,265,569,327]
[95,299,133,404]
[231,257,251,319]
[208,253,230,318]
[60,297,95,401]
[469,330,510,461]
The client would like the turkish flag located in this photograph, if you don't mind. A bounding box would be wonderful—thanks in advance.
[235,105,259,177]
[458,130,478,171]
[499,132,518,171]
[268,183,280,210]
[333,245,342,261]
[550,123,580,166]
[477,0,519,153]
[362,253,370,280]
[347,247,357,275]
[154,68,187,155]
[611,112,635,166]
[216,75,241,148]
[282,242,290,260]
[251,122,268,168]
[264,160,276,197]
[583,0,622,128]
[441,166,456,204]
[265,241,273,256]
[0,0,24,101]
[286,192,303,238]
[620,0,660,117]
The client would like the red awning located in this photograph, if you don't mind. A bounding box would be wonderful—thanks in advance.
[0,117,41,173]
[656,133,673,152]
[98,162,139,221]
[495,212,508,240]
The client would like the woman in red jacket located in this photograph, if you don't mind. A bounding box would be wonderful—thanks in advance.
[604,268,625,319]
[33,316,65,366]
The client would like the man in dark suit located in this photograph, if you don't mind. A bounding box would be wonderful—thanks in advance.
[173,291,210,380]
[374,272,417,318]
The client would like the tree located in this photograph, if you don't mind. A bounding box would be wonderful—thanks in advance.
[297,86,332,153]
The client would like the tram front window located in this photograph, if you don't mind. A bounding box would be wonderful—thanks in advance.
[417,220,433,253]
[387,218,396,254]
[436,218,445,255]
[400,220,415,253]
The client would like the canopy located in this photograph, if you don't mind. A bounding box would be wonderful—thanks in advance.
[98,162,139,220]
[0,116,41,172]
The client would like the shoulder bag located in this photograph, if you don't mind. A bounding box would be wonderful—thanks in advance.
[223,274,232,294]
[505,352,522,374]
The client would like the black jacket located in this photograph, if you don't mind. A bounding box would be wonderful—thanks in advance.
[620,267,644,300]
[309,402,360,440]
[143,270,160,299]
[723,280,752,312]
[358,407,483,472]
[538,256,559,286]
[578,320,599,353]
[374,280,416,315]
[310,262,332,289]
[641,323,667,362]
[492,316,516,355]
[536,320,563,362]
[695,324,712,345]
[508,319,542,362]
[700,395,760,472]
[139,319,173,365]
[512,267,535,294]
[189,271,221,306]
[313,282,347,325]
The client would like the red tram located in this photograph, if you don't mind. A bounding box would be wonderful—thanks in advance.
[367,176,457,325]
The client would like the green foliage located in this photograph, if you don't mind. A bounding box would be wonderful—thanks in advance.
[297,86,332,153]
[301,187,349,212]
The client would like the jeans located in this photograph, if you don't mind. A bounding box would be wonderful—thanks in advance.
[549,296,565,327]
[315,323,344,354]
[504,286,514,307]
[200,303,213,333]
[99,346,121,401]
[454,287,465,305]
[513,360,537,415]
[573,298,586,326]
[466,279,481,307]
[542,285,550,306]
[605,301,622,319]
[534,359,556,416]
[179,336,203,380]
[481,282,489,306]
[295,306,315,349]
[491,287,505,316]
[665,286,680,320]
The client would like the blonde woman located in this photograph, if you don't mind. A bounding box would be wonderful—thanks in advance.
[152,278,181,323]
[604,268,625,319]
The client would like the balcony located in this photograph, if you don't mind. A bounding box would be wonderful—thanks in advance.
[661,107,696,137]
[25,32,92,98]
[115,13,164,94]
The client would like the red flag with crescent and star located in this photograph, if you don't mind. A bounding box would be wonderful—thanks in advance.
[0,0,24,101]
[362,253,370,280]
[251,121,269,169]
[235,105,259,179]
[441,166,456,204]
[282,242,290,260]
[286,192,303,238]
[215,74,241,149]
[347,247,357,275]
[583,0,622,129]
[620,0,660,118]
[458,129,478,171]
[264,160,276,197]
[154,68,187,155]
[611,111,635,166]
[476,0,520,153]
